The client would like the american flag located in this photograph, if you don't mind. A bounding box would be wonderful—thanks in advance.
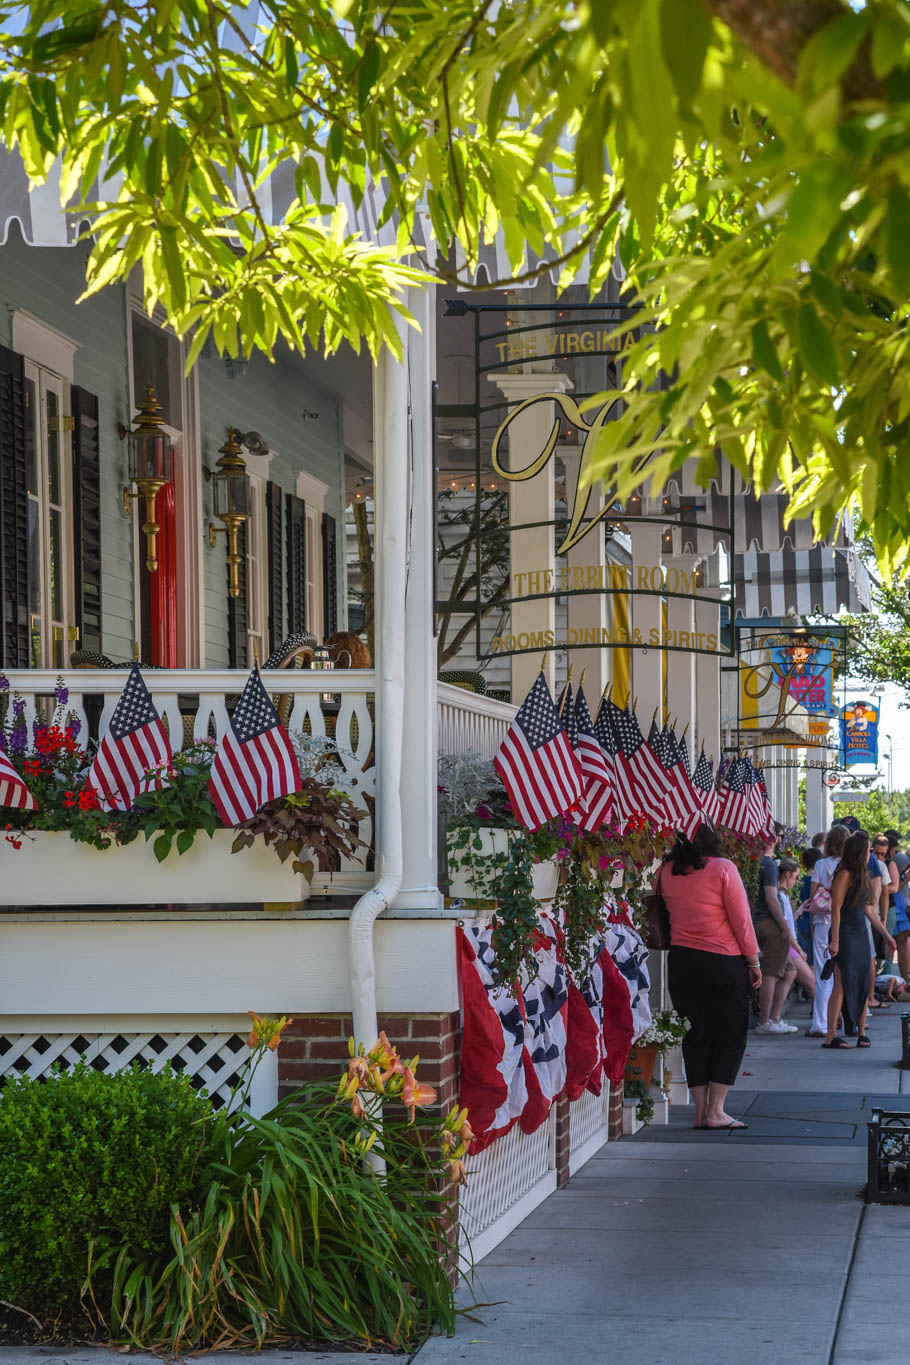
[596,698,633,825]
[748,762,775,838]
[558,681,576,747]
[208,667,302,826]
[718,756,751,834]
[574,687,614,831]
[665,728,706,834]
[85,664,171,810]
[608,700,670,825]
[0,748,36,811]
[692,747,720,825]
[494,673,582,831]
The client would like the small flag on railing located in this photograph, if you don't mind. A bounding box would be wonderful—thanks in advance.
[574,687,614,832]
[718,756,751,834]
[208,667,301,826]
[0,747,36,811]
[494,672,582,831]
[692,747,720,825]
[85,663,171,810]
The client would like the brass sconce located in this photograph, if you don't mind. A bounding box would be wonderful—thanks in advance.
[121,383,175,572]
[207,429,251,598]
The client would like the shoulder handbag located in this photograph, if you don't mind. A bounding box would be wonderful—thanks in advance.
[641,864,672,951]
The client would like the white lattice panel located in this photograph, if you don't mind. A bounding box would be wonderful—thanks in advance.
[569,1087,608,1153]
[0,1032,266,1111]
[460,1111,556,1261]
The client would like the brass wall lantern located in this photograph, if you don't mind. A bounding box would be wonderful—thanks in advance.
[120,383,175,572]
[207,429,251,598]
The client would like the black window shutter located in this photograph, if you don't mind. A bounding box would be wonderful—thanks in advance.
[322,512,338,637]
[71,385,103,655]
[265,480,283,655]
[0,344,29,667]
[227,522,248,667]
[285,493,307,636]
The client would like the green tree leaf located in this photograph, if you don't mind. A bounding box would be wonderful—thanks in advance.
[797,303,839,386]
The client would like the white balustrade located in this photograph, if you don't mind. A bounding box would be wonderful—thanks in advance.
[437,682,517,758]
[0,668,377,874]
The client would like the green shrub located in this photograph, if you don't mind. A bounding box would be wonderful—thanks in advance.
[99,1047,461,1354]
[0,1062,213,1315]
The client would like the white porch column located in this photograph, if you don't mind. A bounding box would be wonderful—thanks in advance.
[629,521,663,721]
[664,554,700,735]
[695,554,723,765]
[393,286,443,913]
[561,448,609,698]
[805,766,832,837]
[491,373,573,701]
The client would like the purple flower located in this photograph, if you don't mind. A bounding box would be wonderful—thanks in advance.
[0,674,8,693]
[557,847,569,862]
[8,722,27,756]
[12,698,24,717]
[66,715,82,741]
[54,678,68,706]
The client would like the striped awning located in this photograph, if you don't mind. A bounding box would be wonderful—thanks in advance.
[732,545,871,620]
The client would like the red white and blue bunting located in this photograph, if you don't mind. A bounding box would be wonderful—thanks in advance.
[458,898,651,1152]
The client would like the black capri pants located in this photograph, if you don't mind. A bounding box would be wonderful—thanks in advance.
[667,945,751,1089]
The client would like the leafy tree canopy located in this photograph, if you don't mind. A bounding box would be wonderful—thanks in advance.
[843,538,910,704]
[3,1,910,568]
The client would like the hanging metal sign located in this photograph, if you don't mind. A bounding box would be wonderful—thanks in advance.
[437,299,736,665]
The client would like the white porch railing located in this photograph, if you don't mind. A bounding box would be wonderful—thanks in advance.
[1,668,377,884]
[437,682,516,758]
[0,670,512,903]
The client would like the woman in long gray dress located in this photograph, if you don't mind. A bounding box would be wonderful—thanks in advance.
[823,832,896,1049]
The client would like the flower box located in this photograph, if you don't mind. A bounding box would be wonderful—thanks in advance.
[0,830,310,908]
[446,827,557,904]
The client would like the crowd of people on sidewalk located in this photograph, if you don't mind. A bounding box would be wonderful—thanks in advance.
[654,815,909,1131]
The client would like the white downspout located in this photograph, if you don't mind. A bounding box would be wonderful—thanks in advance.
[348,310,410,1048]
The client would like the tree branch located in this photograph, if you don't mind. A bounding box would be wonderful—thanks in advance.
[701,0,884,102]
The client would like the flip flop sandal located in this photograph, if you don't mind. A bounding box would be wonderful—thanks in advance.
[857,1035,871,1047]
[702,1121,748,1131]
[821,1038,851,1049]
[868,1003,890,1011]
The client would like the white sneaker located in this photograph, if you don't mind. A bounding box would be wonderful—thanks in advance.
[755,1021,779,1034]
[770,1020,798,1033]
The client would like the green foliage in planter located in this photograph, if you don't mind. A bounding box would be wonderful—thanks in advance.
[231,782,367,881]
[0,1062,213,1316]
[624,1077,655,1126]
[133,742,219,861]
[447,821,558,989]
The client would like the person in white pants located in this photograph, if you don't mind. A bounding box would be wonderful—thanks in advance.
[808,825,849,1036]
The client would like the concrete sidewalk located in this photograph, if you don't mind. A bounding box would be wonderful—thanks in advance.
[0,1351,398,1364]
[416,1004,910,1365]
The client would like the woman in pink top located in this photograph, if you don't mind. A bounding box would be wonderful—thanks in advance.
[656,824,762,1131]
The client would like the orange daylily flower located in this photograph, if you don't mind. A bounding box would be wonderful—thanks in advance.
[441,1129,458,1154]
[447,1158,468,1187]
[351,1091,367,1121]
[370,1031,405,1080]
[401,1065,437,1124]
[347,1055,373,1086]
[247,1011,294,1051]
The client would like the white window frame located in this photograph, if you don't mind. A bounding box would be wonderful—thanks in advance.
[11,311,79,668]
[125,281,203,666]
[295,469,329,642]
